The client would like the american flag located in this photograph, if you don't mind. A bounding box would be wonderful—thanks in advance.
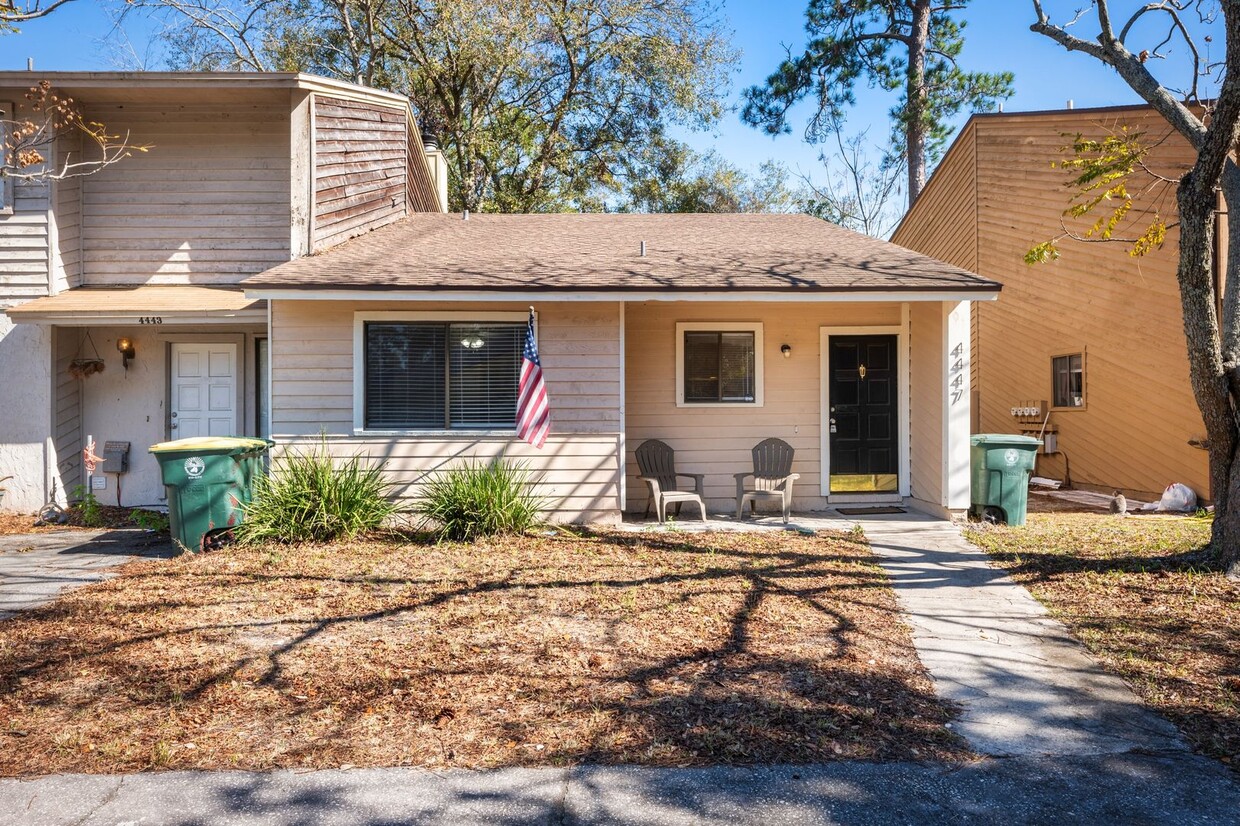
[517,308,550,449]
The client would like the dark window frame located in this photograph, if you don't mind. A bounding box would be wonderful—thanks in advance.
[362,320,525,431]
[681,329,758,404]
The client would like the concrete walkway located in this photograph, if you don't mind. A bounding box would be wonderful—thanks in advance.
[860,513,1187,757]
[0,529,173,619]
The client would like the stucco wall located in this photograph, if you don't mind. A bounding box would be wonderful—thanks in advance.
[62,325,265,509]
[0,313,54,511]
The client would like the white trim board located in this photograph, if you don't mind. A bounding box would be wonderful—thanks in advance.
[248,289,999,304]
[818,317,911,499]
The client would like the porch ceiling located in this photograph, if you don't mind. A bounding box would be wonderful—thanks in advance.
[4,286,266,326]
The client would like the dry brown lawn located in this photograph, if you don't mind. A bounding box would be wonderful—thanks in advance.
[0,528,968,775]
[966,511,1239,767]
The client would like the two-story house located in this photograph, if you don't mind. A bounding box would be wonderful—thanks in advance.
[1,71,1000,524]
[0,72,446,512]
[892,104,1209,501]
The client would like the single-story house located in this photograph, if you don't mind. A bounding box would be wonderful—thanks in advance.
[241,212,1000,522]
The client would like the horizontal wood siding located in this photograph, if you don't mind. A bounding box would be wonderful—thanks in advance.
[908,302,943,506]
[51,131,82,293]
[314,96,409,251]
[0,181,50,303]
[53,327,82,490]
[624,302,902,513]
[79,104,291,285]
[893,121,978,272]
[270,299,622,521]
[896,107,1208,498]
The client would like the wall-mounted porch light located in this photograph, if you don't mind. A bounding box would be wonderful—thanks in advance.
[116,337,136,370]
[780,343,792,359]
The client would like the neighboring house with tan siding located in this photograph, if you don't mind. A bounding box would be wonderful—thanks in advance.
[2,71,1000,523]
[0,72,447,511]
[892,104,1209,501]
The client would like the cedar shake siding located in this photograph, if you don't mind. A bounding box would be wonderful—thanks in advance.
[893,105,1208,499]
[313,96,413,251]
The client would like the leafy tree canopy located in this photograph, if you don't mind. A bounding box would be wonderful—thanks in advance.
[741,0,1013,205]
[135,0,738,212]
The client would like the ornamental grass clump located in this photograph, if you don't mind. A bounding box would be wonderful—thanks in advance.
[237,443,399,544]
[419,458,546,541]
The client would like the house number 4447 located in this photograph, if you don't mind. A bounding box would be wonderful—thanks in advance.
[138,317,163,325]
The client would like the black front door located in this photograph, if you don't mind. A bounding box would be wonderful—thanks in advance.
[829,335,899,493]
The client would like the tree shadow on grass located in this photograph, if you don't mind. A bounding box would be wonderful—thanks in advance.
[0,528,968,773]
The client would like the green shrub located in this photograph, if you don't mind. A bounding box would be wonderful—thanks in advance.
[236,443,399,544]
[418,458,546,541]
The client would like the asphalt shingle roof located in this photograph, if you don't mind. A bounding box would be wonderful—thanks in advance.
[243,213,1000,294]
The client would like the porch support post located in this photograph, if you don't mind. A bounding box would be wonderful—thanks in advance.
[617,300,626,514]
[941,301,972,511]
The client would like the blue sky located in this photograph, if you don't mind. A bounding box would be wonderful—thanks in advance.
[0,1,1215,179]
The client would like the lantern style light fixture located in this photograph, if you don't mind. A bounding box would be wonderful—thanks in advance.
[116,337,136,370]
[780,344,792,359]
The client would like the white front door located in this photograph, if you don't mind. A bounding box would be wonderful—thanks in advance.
[171,343,238,437]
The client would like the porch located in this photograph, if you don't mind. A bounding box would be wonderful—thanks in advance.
[3,286,268,510]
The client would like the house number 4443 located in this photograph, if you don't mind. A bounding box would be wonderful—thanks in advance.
[138,317,164,324]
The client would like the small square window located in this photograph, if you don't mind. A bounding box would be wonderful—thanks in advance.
[1052,353,1084,408]
[676,322,763,406]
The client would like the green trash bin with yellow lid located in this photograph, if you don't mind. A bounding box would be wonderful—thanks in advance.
[149,436,273,552]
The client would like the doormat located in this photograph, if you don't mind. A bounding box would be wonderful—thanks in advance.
[835,506,907,515]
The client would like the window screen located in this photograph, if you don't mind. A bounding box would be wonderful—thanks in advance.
[683,331,756,403]
[1052,354,1084,407]
[364,322,523,429]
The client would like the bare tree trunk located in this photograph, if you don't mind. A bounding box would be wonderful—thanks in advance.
[1177,170,1240,574]
[905,0,931,206]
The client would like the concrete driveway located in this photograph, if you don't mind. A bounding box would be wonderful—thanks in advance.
[0,529,174,619]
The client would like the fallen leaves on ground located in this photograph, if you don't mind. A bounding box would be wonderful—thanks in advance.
[966,511,1239,767]
[0,528,968,775]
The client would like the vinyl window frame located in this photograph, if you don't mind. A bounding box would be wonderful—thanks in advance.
[352,311,533,435]
[674,321,764,408]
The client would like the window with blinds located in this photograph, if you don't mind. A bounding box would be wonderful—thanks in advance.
[364,322,523,429]
[683,331,756,403]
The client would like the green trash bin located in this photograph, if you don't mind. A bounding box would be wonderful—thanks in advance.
[969,434,1042,526]
[149,436,273,552]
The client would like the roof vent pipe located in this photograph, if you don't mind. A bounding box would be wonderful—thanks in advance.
[640,240,646,257]
[463,209,469,221]
[1067,99,1074,109]
[27,58,34,71]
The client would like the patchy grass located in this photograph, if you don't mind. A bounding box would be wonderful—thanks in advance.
[966,511,1239,767]
[0,529,968,775]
